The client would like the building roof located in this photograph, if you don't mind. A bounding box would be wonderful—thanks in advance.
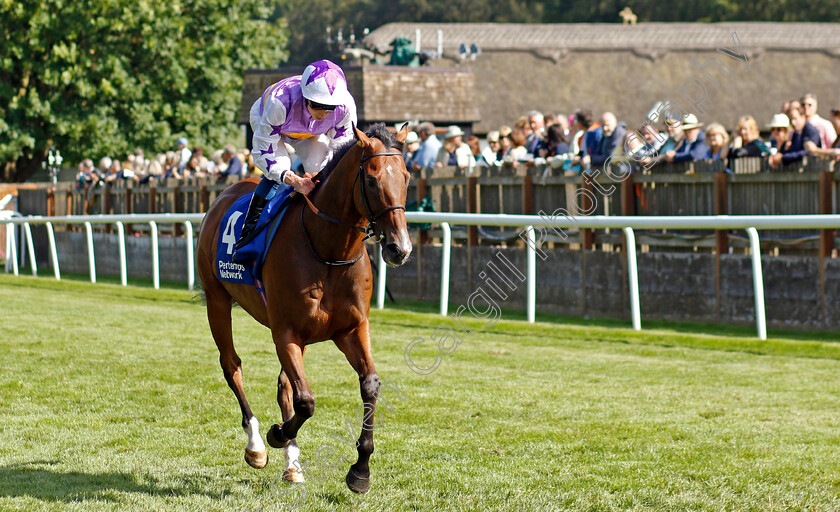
[365,22,840,59]
[362,22,840,133]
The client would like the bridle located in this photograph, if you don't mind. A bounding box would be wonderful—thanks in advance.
[300,148,405,266]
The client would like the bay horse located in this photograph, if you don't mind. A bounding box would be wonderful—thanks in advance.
[196,124,412,493]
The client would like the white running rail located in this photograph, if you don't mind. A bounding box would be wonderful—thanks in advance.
[5,213,840,339]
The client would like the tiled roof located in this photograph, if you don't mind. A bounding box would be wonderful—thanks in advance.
[365,22,840,55]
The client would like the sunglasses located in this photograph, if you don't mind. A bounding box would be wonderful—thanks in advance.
[306,99,337,112]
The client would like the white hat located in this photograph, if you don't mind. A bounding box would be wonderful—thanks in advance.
[405,131,419,144]
[766,113,791,129]
[680,114,704,129]
[300,60,349,106]
[444,125,465,139]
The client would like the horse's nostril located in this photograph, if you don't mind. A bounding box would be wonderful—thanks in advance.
[386,243,404,257]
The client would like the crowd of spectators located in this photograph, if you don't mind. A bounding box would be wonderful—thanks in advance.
[76,137,255,190]
[401,92,840,175]
[77,92,840,190]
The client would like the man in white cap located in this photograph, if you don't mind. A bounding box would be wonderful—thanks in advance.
[176,137,192,172]
[435,125,474,168]
[664,114,709,163]
[402,131,420,165]
[768,108,820,167]
[234,59,357,257]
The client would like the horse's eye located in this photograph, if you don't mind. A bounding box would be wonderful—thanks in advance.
[366,176,377,187]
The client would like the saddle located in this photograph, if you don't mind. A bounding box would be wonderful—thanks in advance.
[215,186,296,285]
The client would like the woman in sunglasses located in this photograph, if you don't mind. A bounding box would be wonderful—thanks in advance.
[234,59,357,257]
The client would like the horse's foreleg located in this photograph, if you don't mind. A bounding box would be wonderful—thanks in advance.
[273,369,304,483]
[267,336,314,457]
[206,292,267,469]
[334,324,379,494]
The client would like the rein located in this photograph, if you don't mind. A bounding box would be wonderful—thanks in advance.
[300,148,405,266]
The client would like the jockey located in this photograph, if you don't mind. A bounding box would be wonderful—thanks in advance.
[234,59,357,257]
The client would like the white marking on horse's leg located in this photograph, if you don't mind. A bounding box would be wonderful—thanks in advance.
[245,416,266,452]
[284,439,300,470]
[282,439,305,482]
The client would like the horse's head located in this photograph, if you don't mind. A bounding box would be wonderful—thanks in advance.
[353,123,413,267]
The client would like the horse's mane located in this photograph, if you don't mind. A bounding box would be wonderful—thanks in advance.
[312,123,404,190]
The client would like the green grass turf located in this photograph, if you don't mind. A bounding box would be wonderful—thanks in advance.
[0,273,839,511]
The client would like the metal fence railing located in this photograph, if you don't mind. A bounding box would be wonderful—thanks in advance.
[6,212,840,341]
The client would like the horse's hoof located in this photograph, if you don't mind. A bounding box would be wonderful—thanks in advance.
[266,424,291,449]
[283,467,306,483]
[245,449,268,469]
[345,468,370,493]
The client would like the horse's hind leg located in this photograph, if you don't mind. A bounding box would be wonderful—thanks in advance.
[206,289,267,469]
[271,369,304,483]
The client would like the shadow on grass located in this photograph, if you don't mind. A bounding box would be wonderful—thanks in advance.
[0,461,221,503]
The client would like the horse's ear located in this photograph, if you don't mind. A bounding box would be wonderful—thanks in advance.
[395,122,409,143]
[353,124,372,148]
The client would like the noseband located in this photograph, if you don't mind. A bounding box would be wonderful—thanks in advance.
[301,148,406,266]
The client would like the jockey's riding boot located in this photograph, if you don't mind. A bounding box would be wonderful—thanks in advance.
[233,194,269,258]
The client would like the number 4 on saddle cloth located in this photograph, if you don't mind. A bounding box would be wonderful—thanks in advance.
[216,185,296,287]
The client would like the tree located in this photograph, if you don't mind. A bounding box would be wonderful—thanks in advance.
[0,0,287,182]
[274,0,543,66]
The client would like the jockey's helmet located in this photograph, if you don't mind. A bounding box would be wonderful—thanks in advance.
[300,60,349,107]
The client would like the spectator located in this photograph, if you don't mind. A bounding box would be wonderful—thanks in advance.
[497,126,513,162]
[637,123,666,162]
[98,156,112,177]
[526,110,546,155]
[175,137,192,172]
[483,130,501,165]
[621,128,650,173]
[513,116,532,140]
[104,158,137,182]
[503,129,529,163]
[583,112,627,168]
[767,113,791,152]
[186,155,205,178]
[729,116,772,159]
[435,125,474,168]
[703,123,730,160]
[801,93,836,150]
[809,106,840,161]
[555,113,570,139]
[572,109,595,158]
[768,109,820,167]
[131,148,148,177]
[831,106,840,146]
[541,124,571,158]
[544,113,557,128]
[542,124,576,171]
[659,118,684,156]
[219,144,244,179]
[402,131,420,166]
[465,135,489,167]
[411,122,442,170]
[161,151,182,180]
[75,158,100,189]
[665,114,708,163]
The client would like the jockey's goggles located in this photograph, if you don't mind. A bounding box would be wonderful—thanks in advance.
[306,99,337,112]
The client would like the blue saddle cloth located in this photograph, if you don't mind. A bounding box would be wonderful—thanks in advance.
[216,185,296,285]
